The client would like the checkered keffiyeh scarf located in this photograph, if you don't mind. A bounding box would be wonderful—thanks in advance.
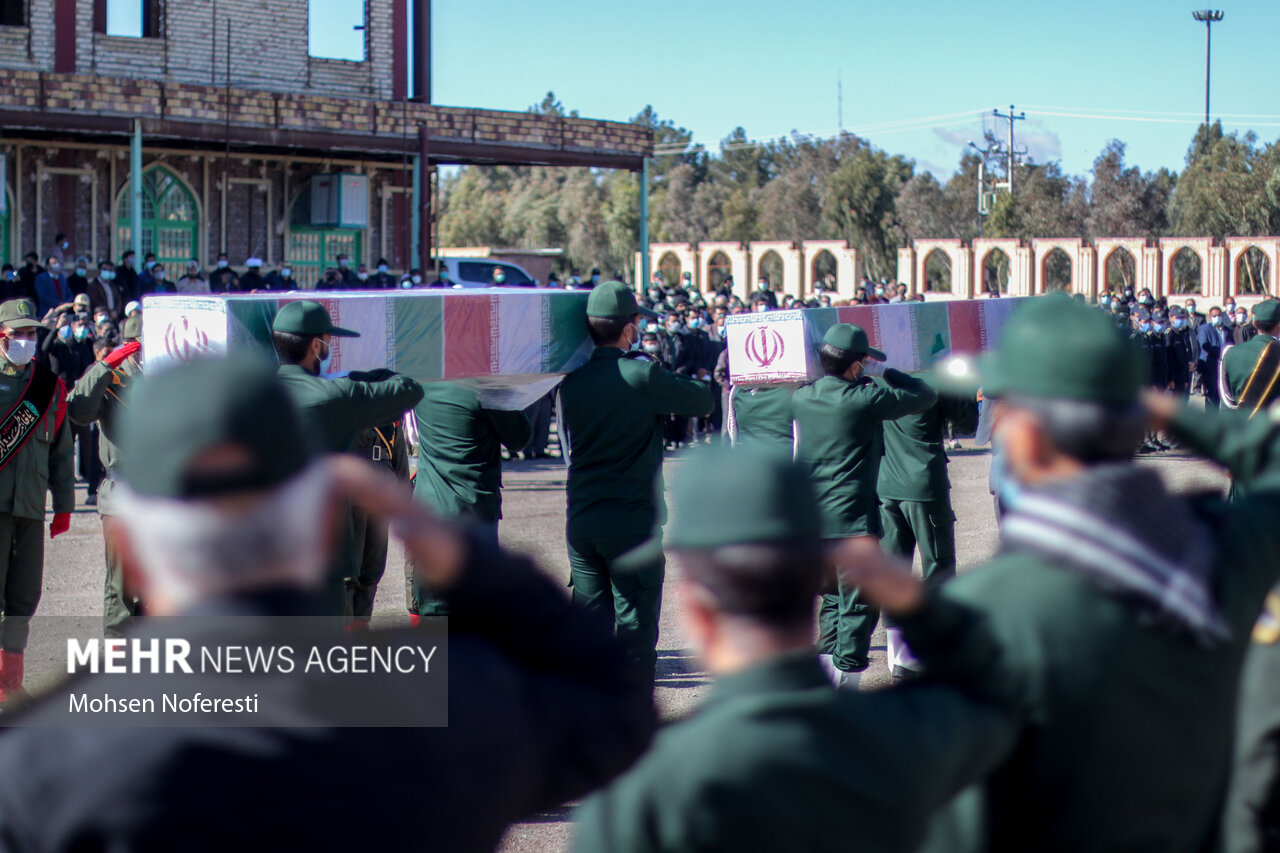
[1001,463,1230,645]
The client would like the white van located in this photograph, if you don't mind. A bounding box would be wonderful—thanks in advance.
[435,258,538,288]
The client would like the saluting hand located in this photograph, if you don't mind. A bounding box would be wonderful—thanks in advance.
[830,538,923,615]
[104,341,140,369]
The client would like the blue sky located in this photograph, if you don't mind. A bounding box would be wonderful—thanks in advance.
[313,0,1280,179]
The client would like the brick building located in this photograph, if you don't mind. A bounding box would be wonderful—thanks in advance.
[0,0,651,284]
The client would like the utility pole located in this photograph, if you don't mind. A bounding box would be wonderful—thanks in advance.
[991,105,1025,195]
[837,69,843,132]
[1192,10,1224,126]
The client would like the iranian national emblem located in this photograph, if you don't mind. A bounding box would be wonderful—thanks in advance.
[744,325,785,368]
[164,316,211,363]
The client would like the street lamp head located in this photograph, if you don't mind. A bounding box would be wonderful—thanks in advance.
[1192,9,1224,22]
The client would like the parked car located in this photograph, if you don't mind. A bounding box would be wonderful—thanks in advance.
[435,258,538,288]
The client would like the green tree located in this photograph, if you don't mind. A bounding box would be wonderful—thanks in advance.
[823,139,912,279]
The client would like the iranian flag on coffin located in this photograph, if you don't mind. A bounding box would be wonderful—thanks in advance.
[725,297,1030,385]
[141,289,593,410]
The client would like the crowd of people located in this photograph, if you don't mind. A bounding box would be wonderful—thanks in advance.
[1,243,1280,852]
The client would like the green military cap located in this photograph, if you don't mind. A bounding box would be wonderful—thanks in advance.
[822,322,886,361]
[0,299,44,330]
[118,356,314,499]
[619,447,821,568]
[586,281,658,320]
[121,314,142,341]
[1253,299,1280,325]
[957,294,1146,404]
[271,300,359,337]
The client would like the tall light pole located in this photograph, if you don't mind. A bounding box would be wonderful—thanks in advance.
[1192,10,1224,126]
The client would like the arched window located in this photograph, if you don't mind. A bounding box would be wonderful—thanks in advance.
[116,166,199,267]
[288,184,363,287]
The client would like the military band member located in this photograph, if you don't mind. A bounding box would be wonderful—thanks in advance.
[0,298,74,701]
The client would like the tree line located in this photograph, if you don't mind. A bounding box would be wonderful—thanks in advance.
[437,95,1280,294]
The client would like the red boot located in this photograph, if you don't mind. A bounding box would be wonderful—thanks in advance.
[409,614,421,628]
[344,620,370,634]
[0,651,26,704]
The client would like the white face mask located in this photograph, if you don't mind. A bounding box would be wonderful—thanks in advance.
[3,337,36,366]
[317,339,332,374]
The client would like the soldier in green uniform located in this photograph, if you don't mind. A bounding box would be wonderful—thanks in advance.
[1223,299,1280,409]
[922,295,1280,852]
[877,374,977,679]
[572,447,1018,853]
[271,300,424,615]
[0,299,74,701]
[792,323,936,687]
[410,381,531,619]
[727,384,794,454]
[66,314,143,637]
[558,281,714,684]
[1216,299,1280,851]
[346,418,410,630]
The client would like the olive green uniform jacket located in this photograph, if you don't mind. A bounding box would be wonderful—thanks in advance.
[1220,333,1280,852]
[929,405,1280,853]
[413,382,531,523]
[792,370,936,538]
[66,356,139,515]
[1223,332,1278,401]
[573,598,1018,853]
[276,365,425,456]
[877,379,976,503]
[0,362,74,520]
[277,364,424,584]
[729,385,794,454]
[559,349,713,541]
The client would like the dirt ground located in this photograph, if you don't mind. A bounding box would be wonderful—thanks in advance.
[23,432,1228,852]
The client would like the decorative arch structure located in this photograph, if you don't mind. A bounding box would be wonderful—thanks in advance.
[971,238,1027,297]
[699,242,749,300]
[800,240,857,298]
[748,241,802,298]
[1159,237,1222,299]
[647,242,698,290]
[1093,238,1155,297]
[113,163,203,269]
[1224,236,1280,297]
[912,239,970,298]
[1031,238,1091,296]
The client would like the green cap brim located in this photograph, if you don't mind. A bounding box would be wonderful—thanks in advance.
[329,326,360,338]
[865,346,887,362]
[638,306,660,320]
[4,318,44,330]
